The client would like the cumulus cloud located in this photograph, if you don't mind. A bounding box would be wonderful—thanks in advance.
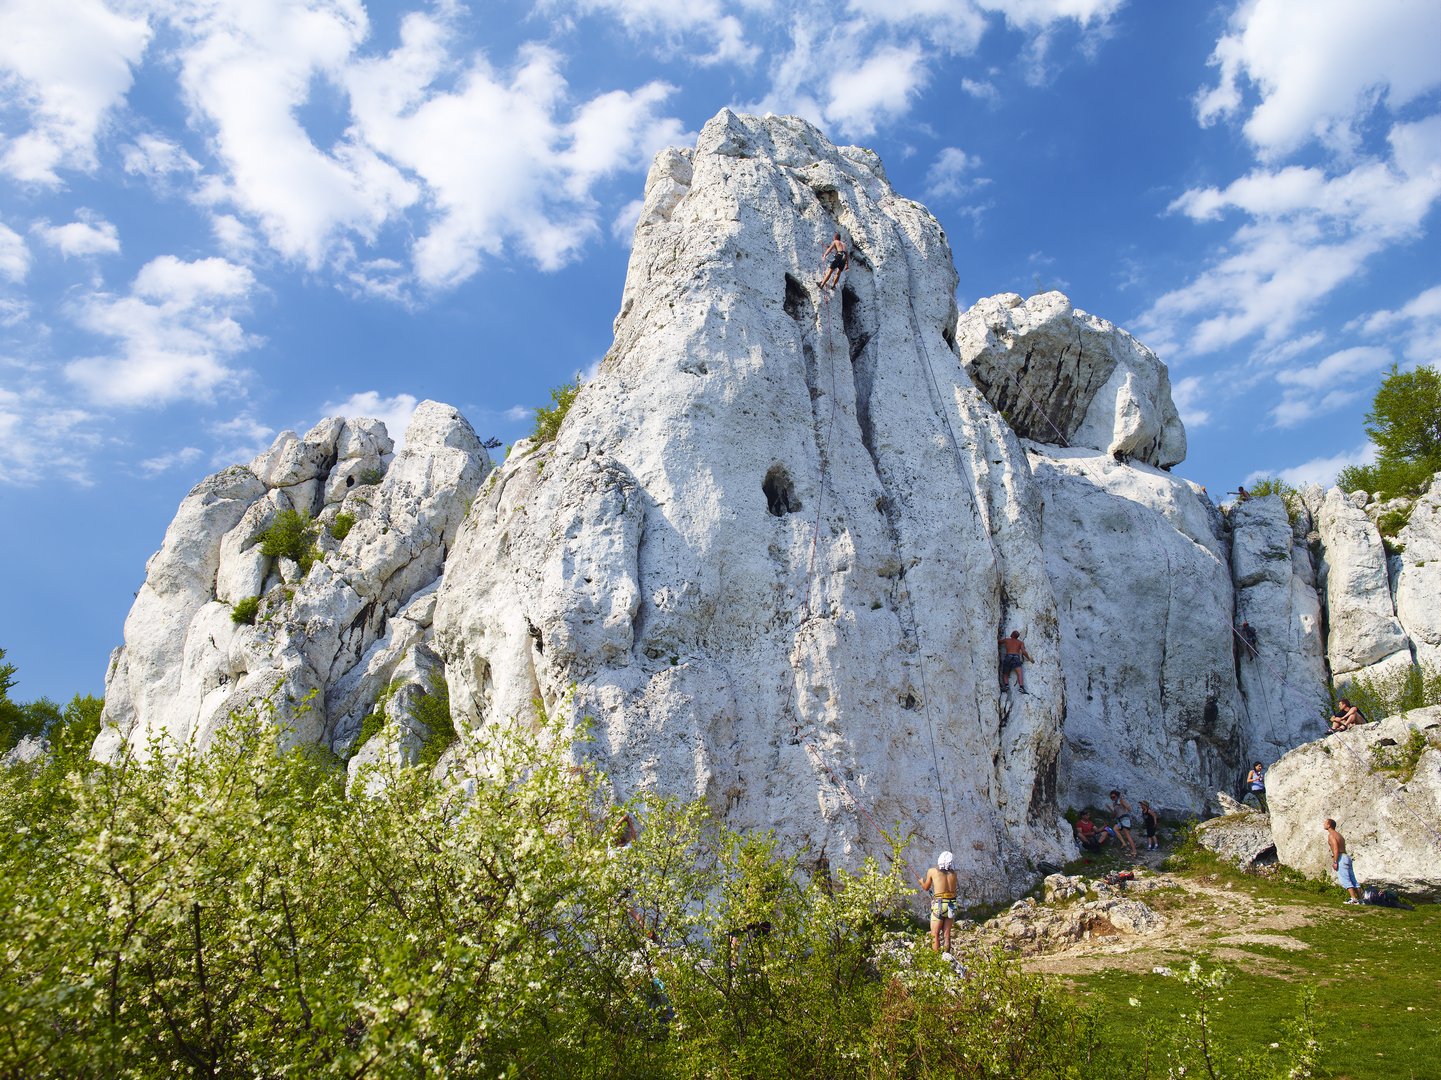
[1269,345,1392,428]
[0,221,29,282]
[1196,0,1441,158]
[1170,375,1210,429]
[1248,443,1377,489]
[65,255,259,407]
[36,214,120,257]
[320,390,419,449]
[925,146,981,198]
[121,133,200,179]
[208,413,276,466]
[549,0,758,65]
[137,445,203,477]
[0,0,151,182]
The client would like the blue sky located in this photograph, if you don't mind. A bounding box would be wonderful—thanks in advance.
[2,0,1439,702]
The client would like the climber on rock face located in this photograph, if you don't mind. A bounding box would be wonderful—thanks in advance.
[999,630,1033,694]
[1239,621,1259,655]
[818,232,848,292]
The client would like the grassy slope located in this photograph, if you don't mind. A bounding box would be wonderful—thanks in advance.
[1065,857,1441,1080]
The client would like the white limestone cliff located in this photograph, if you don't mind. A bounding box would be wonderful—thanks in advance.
[94,402,488,760]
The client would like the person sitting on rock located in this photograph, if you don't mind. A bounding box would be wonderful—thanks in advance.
[999,630,1033,694]
[818,232,848,291]
[1075,810,1109,852]
[1329,698,1364,733]
[1245,762,1267,812]
[916,851,960,954]
[1324,818,1363,904]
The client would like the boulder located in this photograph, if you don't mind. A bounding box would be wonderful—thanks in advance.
[1266,708,1441,897]
[982,892,1165,954]
[957,291,1186,468]
[1195,809,1277,870]
[1394,476,1441,670]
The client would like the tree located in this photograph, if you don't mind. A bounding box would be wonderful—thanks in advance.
[1338,363,1441,497]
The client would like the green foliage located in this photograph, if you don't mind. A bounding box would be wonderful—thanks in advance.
[328,511,356,541]
[1337,363,1441,498]
[257,509,320,573]
[413,676,455,768]
[1247,476,1303,524]
[0,649,99,756]
[530,377,581,445]
[1377,507,1412,538]
[230,595,260,625]
[1340,661,1441,721]
[1369,726,1435,783]
[357,465,386,486]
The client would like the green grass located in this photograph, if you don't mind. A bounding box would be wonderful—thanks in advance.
[1068,856,1441,1080]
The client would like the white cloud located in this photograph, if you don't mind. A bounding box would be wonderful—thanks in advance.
[320,390,418,449]
[1249,443,1377,488]
[208,412,276,465]
[925,146,980,198]
[121,133,200,179]
[0,373,101,486]
[0,221,29,282]
[978,0,1124,32]
[1269,345,1391,428]
[36,214,120,257]
[1139,114,1441,359]
[65,255,259,407]
[1354,283,1441,367]
[1196,0,1441,158]
[611,197,644,242]
[0,0,151,182]
[551,0,759,65]
[504,404,531,422]
[137,446,203,477]
[824,43,928,137]
[1170,375,1210,429]
[960,77,999,101]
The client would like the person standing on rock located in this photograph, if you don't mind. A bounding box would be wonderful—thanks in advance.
[1109,790,1139,858]
[818,232,848,292]
[916,851,960,954]
[1246,762,1268,812]
[999,631,1033,694]
[1324,819,1363,904]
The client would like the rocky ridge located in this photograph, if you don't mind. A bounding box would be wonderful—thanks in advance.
[92,111,1441,902]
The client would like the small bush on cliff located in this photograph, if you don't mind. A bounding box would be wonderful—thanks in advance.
[257,509,320,573]
[1369,726,1435,783]
[328,511,356,541]
[413,676,455,767]
[1247,476,1303,524]
[530,377,580,445]
[1339,661,1441,721]
[230,595,260,624]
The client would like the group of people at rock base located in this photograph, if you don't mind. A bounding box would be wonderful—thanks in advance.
[1074,791,1158,858]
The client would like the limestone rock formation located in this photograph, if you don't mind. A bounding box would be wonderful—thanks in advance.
[94,402,488,760]
[1394,477,1441,670]
[434,110,1075,900]
[979,891,1165,955]
[957,291,1186,469]
[1195,809,1276,870]
[1266,709,1441,897]
[1314,487,1411,685]
[1228,495,1330,757]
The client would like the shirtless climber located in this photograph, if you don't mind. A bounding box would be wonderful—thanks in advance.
[999,630,1033,694]
[818,233,848,291]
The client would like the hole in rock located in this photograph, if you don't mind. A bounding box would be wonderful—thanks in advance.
[763,465,802,516]
[783,274,808,323]
[346,475,355,488]
[899,692,919,710]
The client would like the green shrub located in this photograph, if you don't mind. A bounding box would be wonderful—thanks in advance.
[358,465,386,486]
[530,377,581,445]
[257,509,320,574]
[230,596,261,625]
[328,511,356,541]
[1339,661,1441,721]
[414,676,455,768]
[1369,727,1435,783]
[1248,476,1304,524]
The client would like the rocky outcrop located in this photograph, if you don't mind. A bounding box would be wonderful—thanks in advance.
[94,402,488,760]
[1266,709,1441,897]
[957,291,1186,469]
[979,887,1165,955]
[1195,808,1276,870]
[1229,495,1330,757]
[1394,477,1441,670]
[433,110,1072,900]
[1314,488,1411,685]
[1030,447,1244,812]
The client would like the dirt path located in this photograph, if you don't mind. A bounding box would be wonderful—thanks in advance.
[1020,870,1322,979]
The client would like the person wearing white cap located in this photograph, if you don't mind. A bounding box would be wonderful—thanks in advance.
[916,851,960,953]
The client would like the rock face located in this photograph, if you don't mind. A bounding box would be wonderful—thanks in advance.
[94,402,488,760]
[957,291,1186,469]
[1266,709,1441,897]
[1195,809,1277,870]
[433,110,1072,899]
[1314,488,1411,685]
[1228,495,1330,757]
[92,110,1441,904]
